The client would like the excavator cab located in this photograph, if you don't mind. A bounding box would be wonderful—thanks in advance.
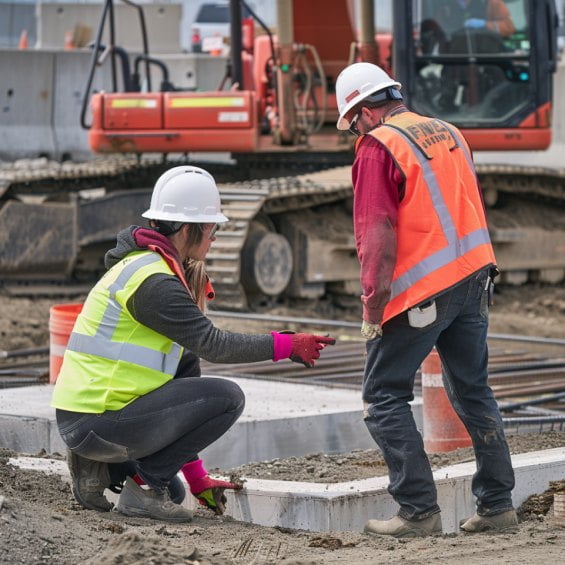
[395,0,558,150]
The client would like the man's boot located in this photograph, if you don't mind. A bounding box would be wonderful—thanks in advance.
[67,449,113,511]
[116,476,193,522]
[460,509,518,532]
[364,513,443,538]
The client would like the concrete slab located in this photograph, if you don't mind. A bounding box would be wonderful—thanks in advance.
[10,447,565,534]
[0,378,422,467]
[225,447,565,533]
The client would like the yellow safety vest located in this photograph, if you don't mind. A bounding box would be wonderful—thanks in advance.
[51,251,184,413]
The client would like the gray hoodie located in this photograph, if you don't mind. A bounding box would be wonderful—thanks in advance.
[105,227,273,366]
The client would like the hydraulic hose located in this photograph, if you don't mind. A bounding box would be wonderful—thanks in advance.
[305,43,327,133]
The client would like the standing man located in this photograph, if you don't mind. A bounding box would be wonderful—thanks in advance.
[335,62,517,537]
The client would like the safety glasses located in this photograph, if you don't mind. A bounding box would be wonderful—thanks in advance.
[198,223,219,240]
[208,223,219,239]
[348,113,361,136]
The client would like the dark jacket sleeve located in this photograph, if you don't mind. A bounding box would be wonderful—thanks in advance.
[127,274,274,364]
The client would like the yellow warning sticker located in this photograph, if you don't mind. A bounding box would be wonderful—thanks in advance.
[170,97,246,108]
[111,99,158,108]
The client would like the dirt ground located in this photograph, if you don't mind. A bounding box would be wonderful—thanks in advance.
[224,432,565,484]
[1,444,565,565]
[1,282,565,352]
[0,283,565,564]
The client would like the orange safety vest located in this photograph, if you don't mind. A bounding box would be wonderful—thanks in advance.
[357,111,495,324]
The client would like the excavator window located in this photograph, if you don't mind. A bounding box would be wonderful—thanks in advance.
[411,0,531,126]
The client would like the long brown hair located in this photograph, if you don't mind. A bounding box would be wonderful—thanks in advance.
[183,258,208,312]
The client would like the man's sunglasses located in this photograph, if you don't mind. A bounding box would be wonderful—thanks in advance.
[347,88,403,136]
[348,113,361,136]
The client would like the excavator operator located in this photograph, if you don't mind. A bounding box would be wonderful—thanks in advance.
[427,0,515,41]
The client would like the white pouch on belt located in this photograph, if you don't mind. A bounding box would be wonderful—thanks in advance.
[407,300,437,328]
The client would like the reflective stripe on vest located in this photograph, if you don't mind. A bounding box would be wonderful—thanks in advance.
[66,252,182,374]
[380,120,491,300]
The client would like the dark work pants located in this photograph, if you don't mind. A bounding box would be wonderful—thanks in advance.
[363,269,515,520]
[56,351,245,491]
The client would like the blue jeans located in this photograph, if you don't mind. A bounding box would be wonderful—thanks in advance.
[56,351,245,491]
[363,268,515,519]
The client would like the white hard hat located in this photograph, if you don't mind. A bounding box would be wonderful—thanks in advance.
[142,166,229,223]
[335,62,401,130]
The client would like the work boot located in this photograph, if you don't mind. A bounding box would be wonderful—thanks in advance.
[67,449,113,512]
[116,476,193,522]
[364,513,442,538]
[460,509,518,532]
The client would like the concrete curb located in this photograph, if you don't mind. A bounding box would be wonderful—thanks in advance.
[10,447,565,534]
[222,447,565,533]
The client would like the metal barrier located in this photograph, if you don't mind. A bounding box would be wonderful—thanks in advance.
[0,48,225,160]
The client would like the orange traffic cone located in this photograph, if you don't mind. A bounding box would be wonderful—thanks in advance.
[421,348,472,452]
[64,31,74,50]
[18,29,28,49]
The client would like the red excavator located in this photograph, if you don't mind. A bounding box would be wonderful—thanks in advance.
[75,0,564,308]
[1,0,561,309]
[84,0,558,154]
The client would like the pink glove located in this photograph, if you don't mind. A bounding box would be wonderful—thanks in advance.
[272,331,336,367]
[181,459,242,515]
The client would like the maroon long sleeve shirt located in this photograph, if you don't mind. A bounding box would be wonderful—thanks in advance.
[352,134,406,325]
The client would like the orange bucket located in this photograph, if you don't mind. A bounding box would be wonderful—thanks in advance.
[49,303,83,383]
[422,349,472,452]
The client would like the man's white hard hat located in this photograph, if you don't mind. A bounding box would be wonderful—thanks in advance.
[335,62,401,130]
[142,166,229,223]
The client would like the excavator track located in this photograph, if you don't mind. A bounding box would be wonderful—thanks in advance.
[1,158,564,305]
[0,155,354,298]
[475,163,565,285]
[476,163,565,206]
[209,162,565,308]
[207,167,354,309]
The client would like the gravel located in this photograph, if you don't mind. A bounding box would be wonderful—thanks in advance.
[221,431,565,484]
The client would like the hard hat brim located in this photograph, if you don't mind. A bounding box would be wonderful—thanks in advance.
[336,81,401,130]
[141,210,229,223]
